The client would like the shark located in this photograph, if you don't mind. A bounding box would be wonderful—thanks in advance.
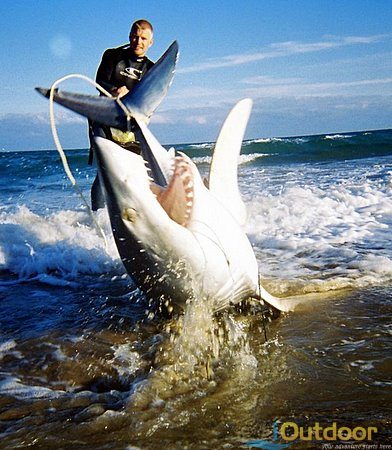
[36,41,305,314]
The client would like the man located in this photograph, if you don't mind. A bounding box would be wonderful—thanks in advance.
[89,19,154,210]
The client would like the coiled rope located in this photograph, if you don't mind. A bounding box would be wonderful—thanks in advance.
[48,74,132,249]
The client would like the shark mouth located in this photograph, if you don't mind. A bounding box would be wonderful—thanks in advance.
[152,155,194,227]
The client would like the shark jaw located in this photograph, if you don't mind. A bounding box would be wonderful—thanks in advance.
[93,133,260,313]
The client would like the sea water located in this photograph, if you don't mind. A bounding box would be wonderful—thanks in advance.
[0,129,391,448]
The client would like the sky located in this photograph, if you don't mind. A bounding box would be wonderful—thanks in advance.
[0,0,391,150]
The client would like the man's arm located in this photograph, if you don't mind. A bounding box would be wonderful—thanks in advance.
[96,49,119,93]
[96,48,131,98]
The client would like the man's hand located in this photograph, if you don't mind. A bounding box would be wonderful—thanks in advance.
[110,86,129,98]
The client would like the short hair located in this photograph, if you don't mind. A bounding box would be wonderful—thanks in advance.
[130,19,153,35]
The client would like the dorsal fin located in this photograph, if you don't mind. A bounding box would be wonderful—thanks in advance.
[208,99,252,226]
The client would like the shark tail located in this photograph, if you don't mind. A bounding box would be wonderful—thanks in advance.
[35,41,179,128]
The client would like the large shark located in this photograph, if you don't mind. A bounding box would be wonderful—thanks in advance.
[93,100,260,313]
[37,41,304,313]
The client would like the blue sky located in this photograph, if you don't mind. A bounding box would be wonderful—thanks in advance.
[0,0,391,150]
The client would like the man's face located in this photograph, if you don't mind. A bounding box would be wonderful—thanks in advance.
[130,27,153,57]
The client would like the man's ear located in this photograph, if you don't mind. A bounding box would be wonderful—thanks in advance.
[149,38,154,48]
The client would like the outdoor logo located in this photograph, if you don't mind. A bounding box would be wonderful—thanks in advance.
[245,420,379,449]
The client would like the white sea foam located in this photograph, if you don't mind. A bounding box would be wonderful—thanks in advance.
[191,156,212,164]
[324,134,353,140]
[0,206,121,283]
[1,156,391,296]
[187,143,214,149]
[110,344,141,376]
[248,183,391,243]
[0,340,21,360]
[246,137,283,144]
[239,153,271,164]
[245,137,309,145]
[349,360,375,371]
[0,376,65,399]
[246,181,392,290]
[192,153,269,165]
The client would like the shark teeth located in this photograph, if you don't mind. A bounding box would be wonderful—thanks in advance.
[155,155,194,227]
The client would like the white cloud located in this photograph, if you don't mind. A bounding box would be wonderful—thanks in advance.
[0,110,85,125]
[241,76,392,98]
[0,110,88,151]
[162,74,392,116]
[150,113,171,124]
[269,40,338,53]
[185,115,208,125]
[152,109,208,126]
[52,109,86,124]
[341,34,389,44]
[178,34,389,74]
[242,76,303,86]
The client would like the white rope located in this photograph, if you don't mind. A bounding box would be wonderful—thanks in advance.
[48,74,131,249]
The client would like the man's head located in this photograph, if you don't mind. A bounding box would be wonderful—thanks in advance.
[129,19,154,57]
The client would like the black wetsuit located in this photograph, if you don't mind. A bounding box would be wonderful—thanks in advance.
[89,44,154,210]
[91,44,154,141]
[96,44,154,94]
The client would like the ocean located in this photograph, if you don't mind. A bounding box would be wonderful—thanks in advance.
[0,129,391,448]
